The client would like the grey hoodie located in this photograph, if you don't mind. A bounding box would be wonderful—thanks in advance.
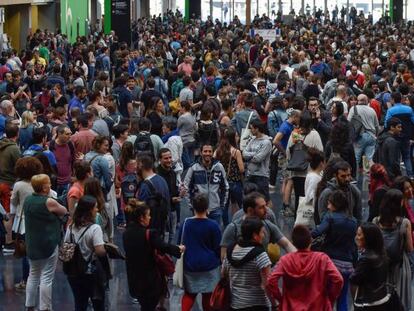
[243,135,272,178]
[318,178,362,223]
[184,159,229,212]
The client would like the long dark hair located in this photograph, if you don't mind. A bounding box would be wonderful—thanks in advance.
[315,159,337,200]
[378,189,403,226]
[359,223,386,256]
[73,195,97,227]
[119,141,135,171]
[215,127,238,166]
[330,121,350,153]
[84,177,105,213]
[299,113,313,135]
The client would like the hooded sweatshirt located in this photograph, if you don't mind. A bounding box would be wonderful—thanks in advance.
[243,134,272,178]
[376,131,401,179]
[183,159,229,211]
[267,250,343,311]
[0,138,21,185]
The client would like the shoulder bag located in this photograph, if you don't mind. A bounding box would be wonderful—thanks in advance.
[13,207,26,259]
[145,229,175,276]
[173,218,189,288]
[240,111,254,151]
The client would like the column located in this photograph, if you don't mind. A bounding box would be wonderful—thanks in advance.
[246,0,251,25]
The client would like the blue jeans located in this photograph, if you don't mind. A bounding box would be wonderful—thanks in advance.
[337,271,351,311]
[208,209,223,226]
[354,132,376,169]
[223,181,243,227]
[400,140,413,177]
[182,141,196,170]
[247,176,270,201]
[116,198,126,225]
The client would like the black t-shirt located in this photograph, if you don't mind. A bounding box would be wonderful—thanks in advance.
[50,96,68,108]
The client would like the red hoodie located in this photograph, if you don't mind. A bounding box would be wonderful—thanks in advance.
[267,250,343,311]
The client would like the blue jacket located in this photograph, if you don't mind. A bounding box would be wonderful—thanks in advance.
[267,109,287,138]
[23,144,57,168]
[68,96,85,114]
[384,103,414,140]
[177,218,221,272]
[312,211,358,262]
[18,125,34,152]
[84,151,112,194]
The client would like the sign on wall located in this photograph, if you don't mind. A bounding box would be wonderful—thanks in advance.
[111,0,131,45]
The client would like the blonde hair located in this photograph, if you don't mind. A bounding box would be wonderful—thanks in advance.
[20,111,34,128]
[31,174,50,193]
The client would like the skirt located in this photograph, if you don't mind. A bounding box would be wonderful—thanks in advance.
[183,267,221,294]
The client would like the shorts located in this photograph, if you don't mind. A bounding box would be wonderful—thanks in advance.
[278,155,290,179]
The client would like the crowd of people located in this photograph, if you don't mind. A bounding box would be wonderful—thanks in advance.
[0,7,414,311]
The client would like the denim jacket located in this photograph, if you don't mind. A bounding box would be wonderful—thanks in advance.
[84,151,112,195]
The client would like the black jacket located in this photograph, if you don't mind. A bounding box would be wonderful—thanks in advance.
[377,131,401,179]
[302,108,332,146]
[350,250,388,304]
[157,165,179,211]
[325,141,357,178]
[122,223,181,299]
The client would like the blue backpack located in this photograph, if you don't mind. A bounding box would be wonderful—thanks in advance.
[121,173,139,204]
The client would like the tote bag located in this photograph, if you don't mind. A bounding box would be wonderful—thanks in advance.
[294,197,315,228]
[240,112,254,151]
[173,218,189,288]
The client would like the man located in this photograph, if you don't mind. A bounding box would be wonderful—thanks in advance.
[113,76,133,118]
[177,55,193,76]
[49,125,75,196]
[179,75,194,106]
[111,124,129,164]
[0,72,13,96]
[183,143,229,225]
[70,112,97,155]
[0,123,21,252]
[152,68,168,106]
[384,92,414,178]
[161,117,183,177]
[376,117,402,179]
[243,120,272,201]
[220,192,296,259]
[68,86,87,114]
[140,77,161,113]
[157,148,181,243]
[253,81,268,122]
[202,83,221,120]
[87,106,110,137]
[303,97,332,145]
[346,65,365,89]
[45,65,65,90]
[23,127,57,170]
[347,94,379,171]
[231,92,260,135]
[137,155,170,237]
[326,84,349,112]
[317,161,362,224]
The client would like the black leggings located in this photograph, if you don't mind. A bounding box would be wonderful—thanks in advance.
[137,295,160,311]
[292,176,305,212]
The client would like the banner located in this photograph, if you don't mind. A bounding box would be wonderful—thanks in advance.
[250,29,280,43]
[111,0,131,45]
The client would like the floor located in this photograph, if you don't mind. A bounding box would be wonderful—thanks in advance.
[0,174,411,311]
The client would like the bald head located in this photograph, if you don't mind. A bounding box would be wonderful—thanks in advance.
[357,94,368,105]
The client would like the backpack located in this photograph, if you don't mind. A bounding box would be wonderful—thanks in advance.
[196,120,218,147]
[374,218,404,265]
[121,173,139,204]
[287,136,309,172]
[193,82,205,103]
[144,180,169,235]
[60,224,93,277]
[349,105,365,141]
[171,79,184,99]
[134,132,155,160]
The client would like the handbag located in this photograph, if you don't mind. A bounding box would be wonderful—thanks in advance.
[210,276,231,311]
[295,197,315,228]
[240,111,254,151]
[104,242,125,260]
[13,207,26,259]
[173,218,189,288]
[145,229,175,276]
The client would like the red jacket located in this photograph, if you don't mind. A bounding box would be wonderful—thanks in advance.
[267,250,343,311]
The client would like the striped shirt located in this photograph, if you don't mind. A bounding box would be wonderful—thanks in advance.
[224,246,271,309]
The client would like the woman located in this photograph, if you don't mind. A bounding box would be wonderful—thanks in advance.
[266,95,288,138]
[350,223,393,310]
[18,110,36,152]
[218,98,233,128]
[286,114,323,212]
[393,176,414,232]
[330,101,346,126]
[224,217,272,310]
[325,121,356,177]
[67,161,92,216]
[196,106,219,148]
[214,127,244,226]
[146,96,164,137]
[178,194,221,311]
[367,164,391,221]
[123,199,184,311]
[312,190,358,311]
[372,189,413,309]
[49,84,68,110]
[177,101,196,169]
[64,195,108,311]
[304,148,325,213]
[10,157,43,291]
[84,177,111,243]
[24,174,68,311]
[268,224,343,311]
[347,95,357,112]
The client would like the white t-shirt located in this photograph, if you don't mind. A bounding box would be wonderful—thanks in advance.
[64,224,104,261]
[304,171,322,203]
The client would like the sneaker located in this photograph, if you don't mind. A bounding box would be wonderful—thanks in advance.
[131,298,139,304]
[14,281,26,291]
[2,244,14,255]
[269,184,276,193]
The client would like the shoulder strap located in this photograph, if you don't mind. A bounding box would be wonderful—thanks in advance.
[144,179,156,194]
[76,224,94,244]
[49,139,56,152]
[354,105,359,116]
[246,111,254,128]
[88,154,101,165]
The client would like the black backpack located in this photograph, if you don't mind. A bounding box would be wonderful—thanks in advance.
[196,120,218,147]
[144,180,169,236]
[134,132,155,159]
[287,136,308,172]
[61,224,93,277]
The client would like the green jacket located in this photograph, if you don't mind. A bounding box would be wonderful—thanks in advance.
[0,138,20,185]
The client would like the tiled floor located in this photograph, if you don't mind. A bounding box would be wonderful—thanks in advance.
[0,174,411,310]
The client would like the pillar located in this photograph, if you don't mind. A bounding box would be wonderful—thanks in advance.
[189,0,201,18]
[30,5,38,33]
[246,0,251,25]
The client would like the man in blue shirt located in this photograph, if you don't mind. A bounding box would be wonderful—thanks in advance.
[384,92,414,177]
[112,76,133,118]
[68,86,87,115]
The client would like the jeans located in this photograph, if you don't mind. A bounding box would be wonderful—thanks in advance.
[354,132,376,169]
[168,210,178,244]
[182,141,196,170]
[337,271,351,311]
[400,140,413,177]
[68,274,105,311]
[22,256,30,282]
[224,181,243,226]
[26,246,58,310]
[208,209,223,226]
[246,176,270,201]
[116,198,126,225]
